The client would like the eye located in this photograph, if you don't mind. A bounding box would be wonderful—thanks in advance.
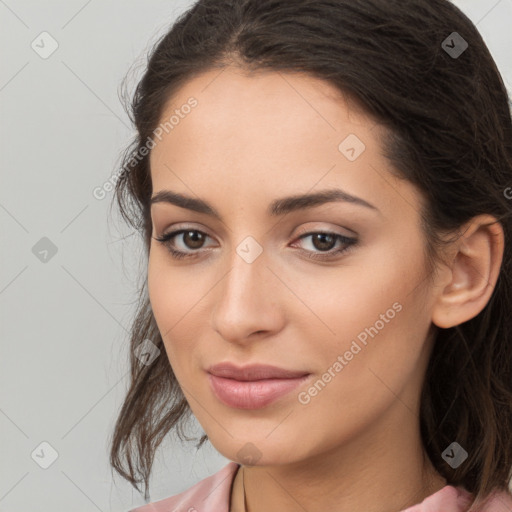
[292,231,358,261]
[153,229,214,260]
[153,228,358,261]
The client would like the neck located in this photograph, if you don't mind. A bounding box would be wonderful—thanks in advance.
[230,404,446,512]
[236,467,445,512]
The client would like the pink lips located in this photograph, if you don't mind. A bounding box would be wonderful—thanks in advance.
[207,363,310,409]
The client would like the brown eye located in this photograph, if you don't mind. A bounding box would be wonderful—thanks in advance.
[293,231,358,261]
[153,228,358,262]
[310,233,337,252]
[153,229,214,259]
[182,230,206,249]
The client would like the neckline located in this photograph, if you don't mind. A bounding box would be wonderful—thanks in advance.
[227,463,477,512]
[228,463,243,512]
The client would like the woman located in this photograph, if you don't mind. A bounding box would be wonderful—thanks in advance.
[109,0,512,511]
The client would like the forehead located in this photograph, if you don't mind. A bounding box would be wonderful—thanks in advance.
[152,66,372,149]
[149,66,420,218]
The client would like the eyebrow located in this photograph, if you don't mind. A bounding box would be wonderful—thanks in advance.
[150,188,380,220]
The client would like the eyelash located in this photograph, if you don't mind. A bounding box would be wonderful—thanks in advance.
[153,228,358,261]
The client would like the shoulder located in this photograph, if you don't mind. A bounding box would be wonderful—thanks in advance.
[129,461,240,512]
[476,487,512,512]
[401,484,512,512]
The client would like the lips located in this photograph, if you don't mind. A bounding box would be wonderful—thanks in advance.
[207,362,309,381]
[206,362,311,409]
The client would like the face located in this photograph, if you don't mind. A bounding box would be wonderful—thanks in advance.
[148,66,440,467]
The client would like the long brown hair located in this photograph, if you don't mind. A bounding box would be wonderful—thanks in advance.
[108,0,512,508]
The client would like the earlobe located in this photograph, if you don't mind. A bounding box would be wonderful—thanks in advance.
[431,215,504,329]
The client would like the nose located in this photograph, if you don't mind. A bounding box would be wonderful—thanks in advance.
[210,243,285,344]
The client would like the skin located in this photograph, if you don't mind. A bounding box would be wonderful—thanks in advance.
[147,65,504,512]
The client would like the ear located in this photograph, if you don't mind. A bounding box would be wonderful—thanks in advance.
[431,214,505,329]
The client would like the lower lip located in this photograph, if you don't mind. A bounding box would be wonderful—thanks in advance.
[207,373,310,409]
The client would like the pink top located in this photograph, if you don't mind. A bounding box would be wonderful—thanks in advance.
[129,461,512,512]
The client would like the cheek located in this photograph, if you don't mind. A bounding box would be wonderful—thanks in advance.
[296,239,425,351]
[148,251,207,324]
[148,255,175,331]
[147,255,202,364]
[296,241,431,396]
[147,252,223,392]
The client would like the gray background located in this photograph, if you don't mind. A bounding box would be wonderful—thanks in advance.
[1,1,511,511]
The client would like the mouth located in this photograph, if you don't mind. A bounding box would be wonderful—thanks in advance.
[207,362,310,380]
[206,363,311,409]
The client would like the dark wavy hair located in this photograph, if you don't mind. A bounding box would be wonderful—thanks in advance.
[108,0,512,508]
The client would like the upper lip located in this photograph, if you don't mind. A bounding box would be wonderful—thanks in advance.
[207,363,310,381]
